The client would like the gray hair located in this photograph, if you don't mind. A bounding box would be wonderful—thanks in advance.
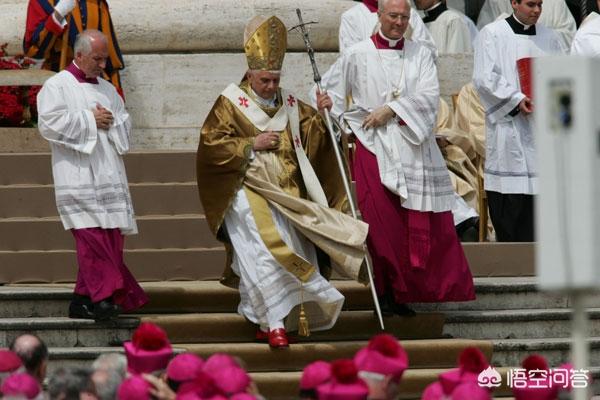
[92,353,127,379]
[91,369,123,400]
[48,367,96,400]
[73,29,107,56]
[378,0,411,13]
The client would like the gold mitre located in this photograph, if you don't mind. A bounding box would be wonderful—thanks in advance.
[244,15,287,71]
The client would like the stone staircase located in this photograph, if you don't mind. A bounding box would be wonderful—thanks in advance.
[1,148,600,398]
[2,278,600,398]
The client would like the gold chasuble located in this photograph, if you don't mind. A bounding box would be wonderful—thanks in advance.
[436,97,483,213]
[197,81,368,288]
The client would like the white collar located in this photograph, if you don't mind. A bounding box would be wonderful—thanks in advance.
[425,2,443,12]
[378,30,403,47]
[513,13,534,30]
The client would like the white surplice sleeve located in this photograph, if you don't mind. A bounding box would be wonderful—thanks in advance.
[339,10,366,54]
[540,0,576,52]
[317,55,353,122]
[472,27,525,124]
[571,27,600,57]
[408,8,439,59]
[444,16,473,53]
[37,78,98,154]
[105,82,132,155]
[477,0,509,29]
[387,46,440,145]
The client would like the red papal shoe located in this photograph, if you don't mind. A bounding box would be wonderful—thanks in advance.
[268,328,289,348]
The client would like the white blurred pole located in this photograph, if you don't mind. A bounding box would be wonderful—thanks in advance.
[571,291,589,400]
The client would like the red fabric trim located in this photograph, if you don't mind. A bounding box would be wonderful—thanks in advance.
[370,32,405,50]
[363,0,378,12]
[24,1,49,50]
[44,11,65,35]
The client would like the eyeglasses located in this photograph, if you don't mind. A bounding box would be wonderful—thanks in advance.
[382,12,410,22]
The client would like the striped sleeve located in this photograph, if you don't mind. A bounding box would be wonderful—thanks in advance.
[23,0,64,59]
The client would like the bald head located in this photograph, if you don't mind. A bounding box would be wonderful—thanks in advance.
[74,29,109,78]
[74,29,107,56]
[378,0,411,40]
[9,334,48,384]
[379,0,411,13]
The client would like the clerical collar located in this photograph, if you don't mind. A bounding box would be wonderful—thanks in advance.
[66,62,99,84]
[371,30,405,50]
[250,87,277,108]
[422,2,447,23]
[363,0,378,13]
[506,14,536,35]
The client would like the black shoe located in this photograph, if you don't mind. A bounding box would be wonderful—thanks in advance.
[69,302,96,319]
[376,295,395,317]
[391,303,417,317]
[68,294,95,319]
[93,298,121,321]
[456,217,479,242]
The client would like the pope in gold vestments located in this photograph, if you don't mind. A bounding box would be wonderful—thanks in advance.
[196,16,368,342]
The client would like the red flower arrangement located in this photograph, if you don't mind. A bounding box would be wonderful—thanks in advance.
[0,43,42,127]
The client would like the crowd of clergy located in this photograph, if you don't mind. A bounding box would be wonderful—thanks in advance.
[0,324,576,399]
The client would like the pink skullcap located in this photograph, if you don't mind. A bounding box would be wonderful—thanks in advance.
[316,359,369,400]
[513,354,558,400]
[421,381,445,400]
[1,373,41,399]
[117,375,151,400]
[210,366,251,395]
[167,353,204,383]
[203,353,239,372]
[452,383,492,400]
[177,371,224,399]
[230,394,257,400]
[354,334,408,381]
[300,360,332,390]
[176,393,228,400]
[124,322,173,374]
[439,347,490,394]
[0,349,22,373]
[176,392,202,400]
[513,386,559,400]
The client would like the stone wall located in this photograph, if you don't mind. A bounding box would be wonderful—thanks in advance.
[121,52,474,150]
[0,0,356,54]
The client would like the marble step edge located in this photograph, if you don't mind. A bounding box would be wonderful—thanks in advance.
[0,277,544,300]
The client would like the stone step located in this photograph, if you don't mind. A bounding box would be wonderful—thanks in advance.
[444,308,600,339]
[0,242,536,284]
[413,277,573,312]
[492,337,600,368]
[0,182,201,218]
[43,339,491,374]
[0,69,55,86]
[180,338,492,372]
[0,151,196,185]
[1,0,349,55]
[0,248,225,283]
[2,278,583,318]
[0,215,217,251]
[139,311,445,343]
[0,317,138,348]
